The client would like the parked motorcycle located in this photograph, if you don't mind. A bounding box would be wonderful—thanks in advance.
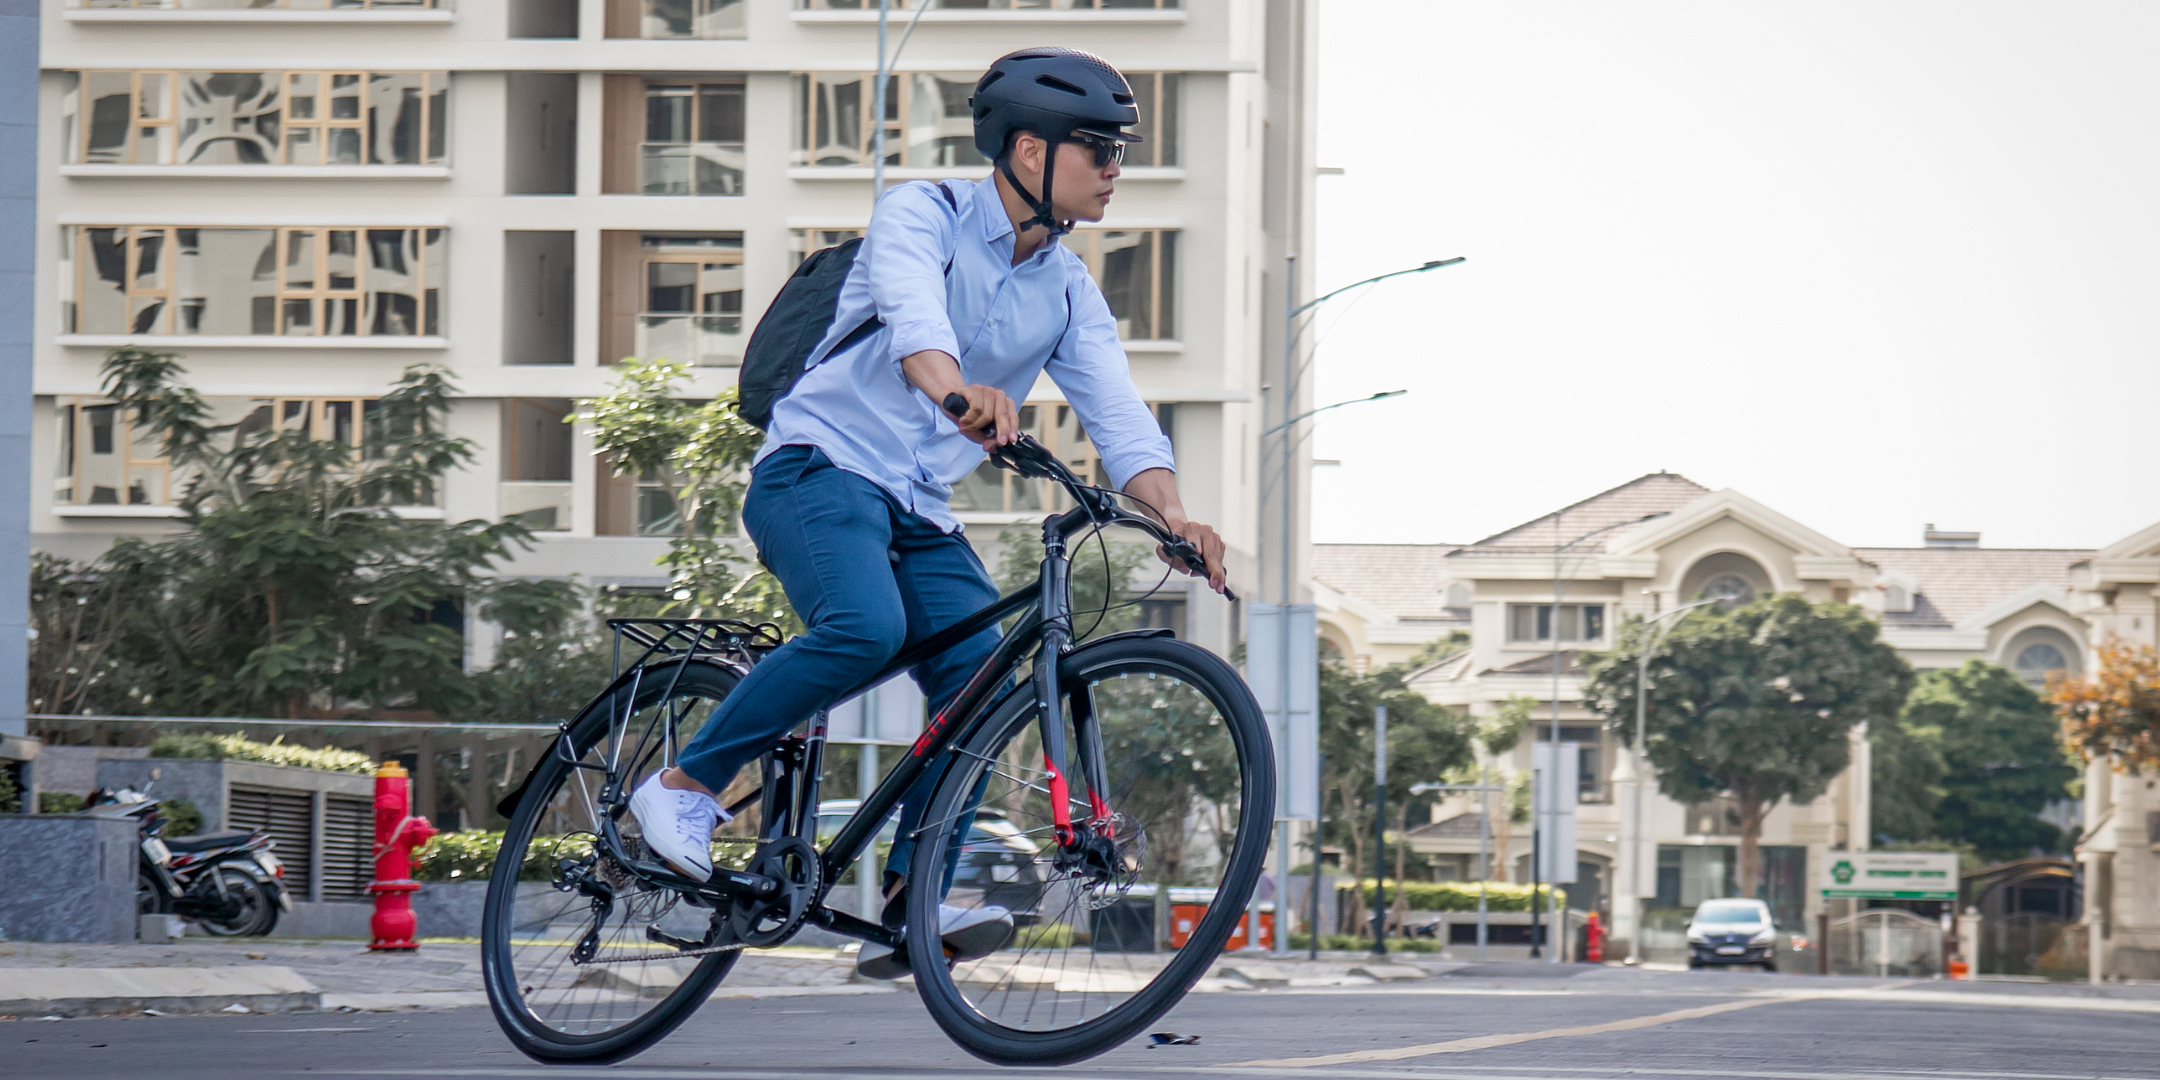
[86,771,292,937]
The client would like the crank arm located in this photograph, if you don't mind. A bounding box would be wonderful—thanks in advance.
[808,905,901,950]
[626,858,780,905]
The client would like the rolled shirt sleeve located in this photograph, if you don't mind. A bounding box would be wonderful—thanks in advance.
[1046,272,1176,491]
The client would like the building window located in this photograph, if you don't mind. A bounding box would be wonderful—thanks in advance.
[501,398,574,531]
[792,72,986,168]
[64,72,447,167]
[1535,724,1607,804]
[623,0,745,38]
[53,396,414,507]
[2007,627,2082,687]
[950,402,1173,514]
[641,80,745,195]
[72,0,441,8]
[636,235,743,367]
[1071,230,1176,341]
[597,459,685,536]
[1505,603,1605,644]
[61,226,445,338]
[788,228,864,270]
[795,0,1181,8]
[1123,72,1178,166]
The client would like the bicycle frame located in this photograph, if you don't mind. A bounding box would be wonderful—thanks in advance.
[548,435,1223,949]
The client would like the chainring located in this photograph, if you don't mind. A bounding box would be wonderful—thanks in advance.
[727,836,821,948]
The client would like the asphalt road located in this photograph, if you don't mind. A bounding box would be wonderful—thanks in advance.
[11,965,2160,1080]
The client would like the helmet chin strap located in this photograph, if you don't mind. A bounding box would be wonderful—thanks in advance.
[998,137,1072,239]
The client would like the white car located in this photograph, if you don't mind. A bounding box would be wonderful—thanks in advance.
[1685,898,1779,971]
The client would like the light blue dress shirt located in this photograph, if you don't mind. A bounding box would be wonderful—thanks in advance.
[758,177,1176,534]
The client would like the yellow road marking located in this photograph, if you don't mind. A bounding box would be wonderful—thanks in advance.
[1220,996,1788,1068]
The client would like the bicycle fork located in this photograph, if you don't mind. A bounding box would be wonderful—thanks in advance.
[1035,522,1116,855]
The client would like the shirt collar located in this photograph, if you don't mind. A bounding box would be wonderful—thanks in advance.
[968,175,1063,262]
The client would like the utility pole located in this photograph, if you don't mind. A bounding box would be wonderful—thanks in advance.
[1308,750,1324,960]
[1371,703,1387,956]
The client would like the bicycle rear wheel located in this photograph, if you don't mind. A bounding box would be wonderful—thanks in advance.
[482,660,745,1064]
[907,635,1274,1065]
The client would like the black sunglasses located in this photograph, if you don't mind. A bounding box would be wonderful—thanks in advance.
[1070,134,1127,169]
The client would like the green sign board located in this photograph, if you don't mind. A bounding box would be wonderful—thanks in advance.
[1818,852,1958,901]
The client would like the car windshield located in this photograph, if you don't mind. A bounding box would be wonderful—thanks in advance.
[1694,902,1766,925]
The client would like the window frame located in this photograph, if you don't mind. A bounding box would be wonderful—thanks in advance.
[73,0,442,10]
[52,395,390,508]
[65,70,446,168]
[1504,602,1608,645]
[639,78,746,195]
[794,0,1180,9]
[1068,228,1177,342]
[63,225,444,339]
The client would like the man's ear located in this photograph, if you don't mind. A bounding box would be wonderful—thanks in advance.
[1010,131,1043,174]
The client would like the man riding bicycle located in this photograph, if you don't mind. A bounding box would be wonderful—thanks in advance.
[629,46,1230,979]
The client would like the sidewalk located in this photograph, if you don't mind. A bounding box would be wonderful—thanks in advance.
[0,937,869,1017]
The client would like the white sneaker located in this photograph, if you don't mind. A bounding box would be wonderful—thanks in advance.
[627,773,729,882]
[854,903,1016,980]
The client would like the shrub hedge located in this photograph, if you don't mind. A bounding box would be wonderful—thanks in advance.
[148,733,375,775]
[1338,879,1565,912]
[413,830,592,882]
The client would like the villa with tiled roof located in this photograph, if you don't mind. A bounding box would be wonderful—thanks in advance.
[1311,472,2160,978]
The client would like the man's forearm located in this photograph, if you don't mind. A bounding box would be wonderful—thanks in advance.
[1123,467,1188,526]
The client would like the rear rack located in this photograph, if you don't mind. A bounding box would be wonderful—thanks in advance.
[606,618,786,679]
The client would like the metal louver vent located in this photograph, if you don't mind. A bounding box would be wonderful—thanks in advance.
[321,794,375,902]
[227,784,314,899]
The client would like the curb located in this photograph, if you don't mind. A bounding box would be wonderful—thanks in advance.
[0,966,322,1018]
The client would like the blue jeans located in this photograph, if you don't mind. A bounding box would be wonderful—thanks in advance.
[675,444,1002,889]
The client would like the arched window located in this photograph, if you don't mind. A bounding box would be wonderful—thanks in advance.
[1680,552,1772,608]
[2014,643,2069,684]
[1703,574,1755,607]
[2004,626,2081,687]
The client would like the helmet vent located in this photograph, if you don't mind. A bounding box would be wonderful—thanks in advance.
[1033,74,1087,97]
[1112,92,1133,105]
[975,70,1005,94]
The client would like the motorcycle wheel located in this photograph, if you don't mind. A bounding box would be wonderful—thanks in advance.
[137,870,171,918]
[250,881,284,936]
[191,868,275,937]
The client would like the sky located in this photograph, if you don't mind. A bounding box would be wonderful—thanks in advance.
[1307,2,2160,550]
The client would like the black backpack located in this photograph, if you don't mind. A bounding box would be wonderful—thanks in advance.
[735,182,960,429]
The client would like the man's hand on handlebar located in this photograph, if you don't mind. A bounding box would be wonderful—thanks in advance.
[1159,518,1229,595]
[901,349,1016,448]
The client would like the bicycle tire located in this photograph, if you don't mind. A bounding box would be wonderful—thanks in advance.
[906,635,1274,1065]
[483,659,745,1064]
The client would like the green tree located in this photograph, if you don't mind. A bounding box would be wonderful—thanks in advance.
[1891,660,2077,860]
[31,349,530,718]
[1585,594,1913,896]
[1317,656,1477,897]
[574,359,797,631]
[1869,707,1946,844]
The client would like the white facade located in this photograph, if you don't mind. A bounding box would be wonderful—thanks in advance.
[1313,473,2136,959]
[32,0,1319,663]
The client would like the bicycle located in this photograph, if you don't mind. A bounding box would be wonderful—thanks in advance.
[480,402,1275,1067]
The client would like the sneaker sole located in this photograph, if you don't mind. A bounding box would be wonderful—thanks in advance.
[942,917,1016,962]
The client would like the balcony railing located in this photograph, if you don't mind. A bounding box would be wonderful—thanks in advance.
[500,480,573,531]
[635,313,741,367]
[640,143,746,196]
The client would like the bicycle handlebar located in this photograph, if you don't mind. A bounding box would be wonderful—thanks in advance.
[941,393,1234,602]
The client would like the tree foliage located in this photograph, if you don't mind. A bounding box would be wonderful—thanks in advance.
[1585,594,1912,895]
[31,349,531,719]
[1316,655,1477,894]
[1873,660,2076,860]
[2053,640,2160,774]
[573,359,798,631]
[993,524,1159,642]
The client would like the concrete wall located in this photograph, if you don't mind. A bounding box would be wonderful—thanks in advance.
[95,758,371,834]
[0,814,136,942]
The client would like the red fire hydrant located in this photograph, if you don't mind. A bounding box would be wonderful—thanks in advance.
[1584,911,1605,963]
[368,761,438,951]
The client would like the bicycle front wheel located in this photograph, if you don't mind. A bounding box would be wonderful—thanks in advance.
[482,659,744,1064]
[907,635,1275,1065]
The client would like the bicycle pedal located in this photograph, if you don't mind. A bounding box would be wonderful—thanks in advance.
[646,925,703,951]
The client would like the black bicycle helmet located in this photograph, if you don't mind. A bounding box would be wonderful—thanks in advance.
[970,47,1143,237]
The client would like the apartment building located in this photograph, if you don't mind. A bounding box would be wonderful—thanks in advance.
[1312,474,2132,963]
[31,0,1319,667]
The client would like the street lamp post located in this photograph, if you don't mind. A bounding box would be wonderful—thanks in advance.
[1262,253,1460,957]
[1618,595,1722,965]
[1530,512,1666,961]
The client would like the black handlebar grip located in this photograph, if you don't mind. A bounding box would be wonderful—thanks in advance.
[941,392,968,418]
